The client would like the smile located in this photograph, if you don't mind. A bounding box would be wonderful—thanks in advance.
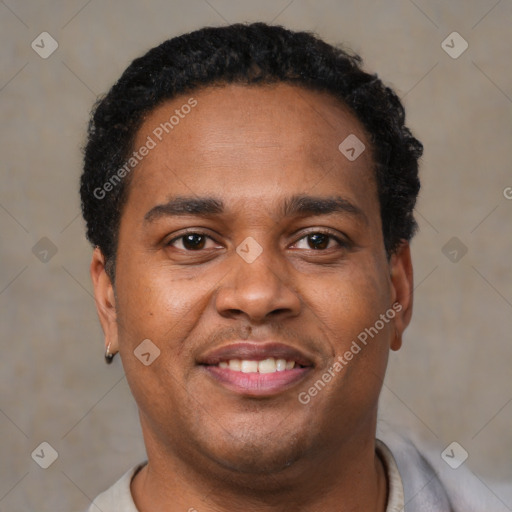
[217,357,297,373]
[198,342,314,396]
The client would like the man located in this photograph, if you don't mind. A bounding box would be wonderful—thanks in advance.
[81,22,491,512]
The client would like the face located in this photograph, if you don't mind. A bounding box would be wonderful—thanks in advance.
[92,83,413,478]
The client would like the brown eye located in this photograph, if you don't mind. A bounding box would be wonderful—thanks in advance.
[295,232,343,251]
[307,233,330,250]
[292,231,347,251]
[182,234,206,250]
[168,233,211,250]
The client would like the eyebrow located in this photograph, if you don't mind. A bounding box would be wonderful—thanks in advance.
[143,194,367,224]
[280,194,367,224]
[144,197,224,222]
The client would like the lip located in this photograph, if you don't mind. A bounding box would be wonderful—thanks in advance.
[203,365,311,396]
[198,342,314,397]
[198,342,314,367]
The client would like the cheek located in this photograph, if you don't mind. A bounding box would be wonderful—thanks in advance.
[307,268,393,408]
[113,269,205,425]
[309,264,391,344]
[113,261,227,383]
[115,268,206,339]
[301,269,392,414]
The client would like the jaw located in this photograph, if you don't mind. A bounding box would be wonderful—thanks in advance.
[137,394,382,512]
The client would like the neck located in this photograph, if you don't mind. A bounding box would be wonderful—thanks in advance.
[131,424,388,512]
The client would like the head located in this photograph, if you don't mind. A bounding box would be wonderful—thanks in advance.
[82,23,421,484]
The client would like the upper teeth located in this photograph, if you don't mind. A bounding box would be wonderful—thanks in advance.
[218,358,296,373]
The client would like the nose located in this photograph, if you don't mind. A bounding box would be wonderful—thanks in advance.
[215,245,301,323]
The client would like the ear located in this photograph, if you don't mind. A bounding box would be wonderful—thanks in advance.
[90,247,119,355]
[388,241,414,351]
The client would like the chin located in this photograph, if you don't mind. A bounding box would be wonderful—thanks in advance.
[222,445,302,475]
[198,423,310,478]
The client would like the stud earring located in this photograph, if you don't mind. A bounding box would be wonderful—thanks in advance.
[105,343,115,364]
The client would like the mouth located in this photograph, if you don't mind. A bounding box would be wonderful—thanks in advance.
[198,342,314,397]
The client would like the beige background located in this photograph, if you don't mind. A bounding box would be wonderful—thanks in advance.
[0,0,511,510]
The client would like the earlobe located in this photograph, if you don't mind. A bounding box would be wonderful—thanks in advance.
[389,242,414,351]
[90,247,119,356]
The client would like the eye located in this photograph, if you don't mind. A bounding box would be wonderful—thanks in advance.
[167,232,218,251]
[293,232,345,250]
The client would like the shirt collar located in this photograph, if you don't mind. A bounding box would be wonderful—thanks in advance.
[376,438,406,512]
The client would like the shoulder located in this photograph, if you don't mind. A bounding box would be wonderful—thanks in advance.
[379,429,511,512]
[85,463,146,512]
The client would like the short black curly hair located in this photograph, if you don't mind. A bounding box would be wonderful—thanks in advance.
[81,22,422,279]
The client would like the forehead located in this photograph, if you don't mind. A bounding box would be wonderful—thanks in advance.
[126,83,377,219]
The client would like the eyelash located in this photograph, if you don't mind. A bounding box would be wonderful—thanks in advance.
[166,230,348,251]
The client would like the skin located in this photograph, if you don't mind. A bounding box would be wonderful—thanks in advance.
[91,83,413,512]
